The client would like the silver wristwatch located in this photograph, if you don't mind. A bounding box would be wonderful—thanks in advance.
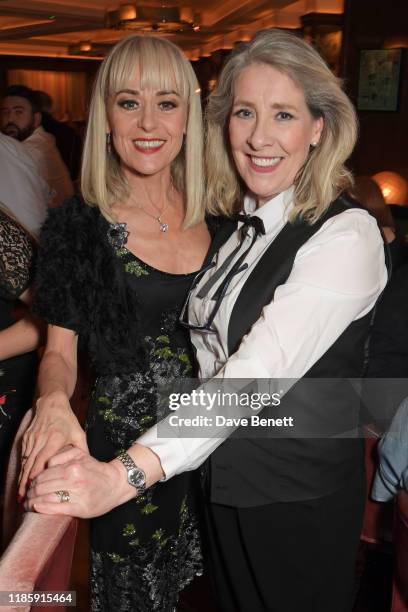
[117,452,146,495]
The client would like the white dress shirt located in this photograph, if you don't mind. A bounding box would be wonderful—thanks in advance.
[138,188,388,478]
[24,126,74,207]
[0,133,50,236]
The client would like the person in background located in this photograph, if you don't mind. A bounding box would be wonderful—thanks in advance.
[372,396,408,501]
[0,133,50,237]
[35,90,82,182]
[352,175,405,269]
[359,176,408,426]
[0,85,74,207]
[0,203,43,474]
[24,29,387,612]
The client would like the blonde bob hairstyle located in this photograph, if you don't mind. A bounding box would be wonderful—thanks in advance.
[206,29,358,223]
[81,35,204,227]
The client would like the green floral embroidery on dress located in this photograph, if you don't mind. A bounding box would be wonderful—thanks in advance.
[115,247,149,277]
[129,537,140,547]
[123,524,136,537]
[123,523,141,546]
[107,553,125,563]
[97,396,120,422]
[154,346,173,359]
[156,335,170,344]
[140,503,158,515]
[178,352,192,372]
[152,528,168,548]
[99,407,120,423]
[98,396,111,405]
[115,247,128,258]
[124,261,149,277]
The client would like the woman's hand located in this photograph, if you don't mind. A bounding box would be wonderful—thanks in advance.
[18,391,88,498]
[24,447,136,518]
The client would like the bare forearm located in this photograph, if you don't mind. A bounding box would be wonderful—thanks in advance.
[37,349,77,399]
[0,316,44,360]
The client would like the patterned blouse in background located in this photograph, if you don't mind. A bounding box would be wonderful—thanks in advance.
[0,208,37,468]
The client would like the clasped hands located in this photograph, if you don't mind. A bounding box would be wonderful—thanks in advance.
[18,392,138,518]
[23,446,137,518]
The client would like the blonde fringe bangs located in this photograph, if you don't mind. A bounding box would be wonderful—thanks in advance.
[81,36,204,227]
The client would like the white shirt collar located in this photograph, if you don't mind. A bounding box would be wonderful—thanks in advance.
[243,187,294,234]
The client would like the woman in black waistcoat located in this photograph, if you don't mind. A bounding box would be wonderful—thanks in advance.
[26,30,387,612]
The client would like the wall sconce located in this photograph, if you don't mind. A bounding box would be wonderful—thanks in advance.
[372,171,408,205]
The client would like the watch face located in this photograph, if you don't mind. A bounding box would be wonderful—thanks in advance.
[128,468,145,488]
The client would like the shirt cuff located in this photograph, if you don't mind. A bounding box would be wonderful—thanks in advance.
[137,425,189,481]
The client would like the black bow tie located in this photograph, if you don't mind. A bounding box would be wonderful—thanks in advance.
[234,213,265,236]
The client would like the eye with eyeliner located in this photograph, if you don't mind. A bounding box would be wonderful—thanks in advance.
[232,107,254,119]
[276,111,294,121]
[115,97,178,112]
[158,100,178,111]
[117,98,138,111]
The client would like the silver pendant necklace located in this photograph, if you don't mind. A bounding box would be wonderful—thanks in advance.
[138,205,169,232]
[134,186,173,233]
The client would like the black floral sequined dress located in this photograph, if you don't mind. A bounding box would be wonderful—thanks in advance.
[34,198,203,612]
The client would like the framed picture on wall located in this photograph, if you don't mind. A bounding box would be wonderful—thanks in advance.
[357,48,402,111]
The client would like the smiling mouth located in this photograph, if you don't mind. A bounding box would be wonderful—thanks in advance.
[133,139,165,152]
[250,156,283,167]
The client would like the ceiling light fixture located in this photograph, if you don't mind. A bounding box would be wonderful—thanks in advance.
[106,3,200,33]
[78,40,92,52]
[68,40,96,55]
[118,4,137,21]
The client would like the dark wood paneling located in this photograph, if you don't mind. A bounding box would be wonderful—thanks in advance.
[342,0,408,184]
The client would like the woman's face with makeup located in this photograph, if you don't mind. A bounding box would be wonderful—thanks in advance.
[229,63,323,206]
[107,69,187,178]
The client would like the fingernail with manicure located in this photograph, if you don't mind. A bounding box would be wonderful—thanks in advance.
[17,494,24,504]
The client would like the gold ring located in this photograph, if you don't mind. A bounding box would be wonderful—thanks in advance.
[55,490,70,503]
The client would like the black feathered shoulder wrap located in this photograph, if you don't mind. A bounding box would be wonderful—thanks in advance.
[33,196,147,375]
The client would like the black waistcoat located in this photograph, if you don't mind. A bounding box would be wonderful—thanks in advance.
[207,196,370,507]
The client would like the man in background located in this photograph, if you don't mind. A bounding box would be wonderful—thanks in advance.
[0,85,74,207]
[36,90,81,181]
[0,133,50,236]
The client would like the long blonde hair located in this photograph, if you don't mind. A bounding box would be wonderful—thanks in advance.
[81,35,204,227]
[206,29,358,223]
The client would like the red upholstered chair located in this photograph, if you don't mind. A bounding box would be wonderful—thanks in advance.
[391,490,408,612]
[0,408,78,612]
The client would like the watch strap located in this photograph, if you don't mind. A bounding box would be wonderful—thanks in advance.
[117,452,146,494]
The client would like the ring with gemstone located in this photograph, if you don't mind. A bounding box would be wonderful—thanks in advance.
[55,490,70,503]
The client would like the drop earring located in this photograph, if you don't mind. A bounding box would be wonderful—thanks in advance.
[106,132,112,154]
